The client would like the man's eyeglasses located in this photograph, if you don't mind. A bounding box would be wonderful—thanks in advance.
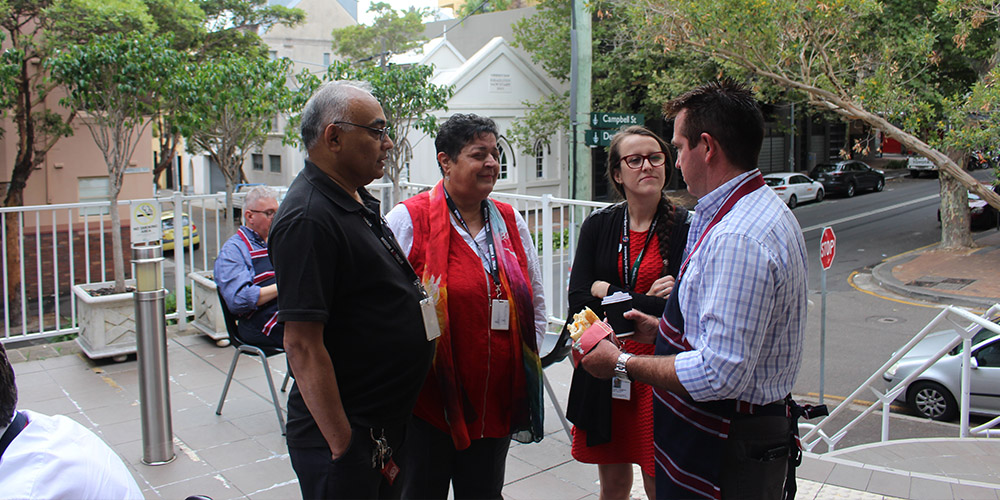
[334,121,391,141]
[620,152,668,169]
[246,209,276,218]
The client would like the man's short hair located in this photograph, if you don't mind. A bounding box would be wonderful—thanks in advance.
[0,344,16,425]
[434,114,499,175]
[300,80,374,151]
[244,186,277,211]
[663,79,764,171]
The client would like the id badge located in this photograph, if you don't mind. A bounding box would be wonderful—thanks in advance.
[420,297,441,341]
[611,377,631,400]
[490,299,510,330]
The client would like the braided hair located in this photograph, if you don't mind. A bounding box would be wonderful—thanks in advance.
[605,125,677,274]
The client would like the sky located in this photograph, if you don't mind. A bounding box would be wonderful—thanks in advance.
[356,0,455,25]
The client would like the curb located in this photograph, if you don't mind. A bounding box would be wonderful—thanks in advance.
[871,243,1000,311]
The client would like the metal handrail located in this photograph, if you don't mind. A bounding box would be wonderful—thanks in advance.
[801,304,1000,452]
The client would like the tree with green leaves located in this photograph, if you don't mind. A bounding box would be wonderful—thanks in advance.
[455,0,520,18]
[322,61,454,205]
[627,0,1000,248]
[49,32,184,293]
[509,0,698,153]
[143,0,305,187]
[175,53,307,232]
[330,2,427,63]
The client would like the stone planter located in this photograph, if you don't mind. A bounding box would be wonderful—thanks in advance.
[73,280,137,361]
[189,270,230,347]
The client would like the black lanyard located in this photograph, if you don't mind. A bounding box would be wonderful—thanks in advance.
[620,204,658,291]
[443,188,501,287]
[359,208,427,298]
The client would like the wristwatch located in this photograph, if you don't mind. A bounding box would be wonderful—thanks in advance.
[615,352,633,381]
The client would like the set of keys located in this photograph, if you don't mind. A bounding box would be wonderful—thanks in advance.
[370,428,391,470]
[370,428,400,484]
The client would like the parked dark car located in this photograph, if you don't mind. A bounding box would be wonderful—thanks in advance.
[810,160,885,197]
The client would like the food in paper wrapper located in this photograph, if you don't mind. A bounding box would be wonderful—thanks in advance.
[568,307,600,341]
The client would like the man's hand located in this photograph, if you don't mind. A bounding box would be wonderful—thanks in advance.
[580,339,621,379]
[330,428,352,461]
[645,275,675,298]
[623,309,659,344]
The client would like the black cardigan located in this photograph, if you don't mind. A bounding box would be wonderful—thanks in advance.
[564,200,690,446]
[566,201,690,324]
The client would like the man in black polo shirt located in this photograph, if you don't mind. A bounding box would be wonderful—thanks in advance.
[269,81,435,499]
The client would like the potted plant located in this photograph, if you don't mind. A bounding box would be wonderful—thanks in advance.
[188,271,230,347]
[50,33,185,360]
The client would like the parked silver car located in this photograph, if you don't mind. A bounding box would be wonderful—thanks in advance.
[882,319,1000,420]
[907,156,938,178]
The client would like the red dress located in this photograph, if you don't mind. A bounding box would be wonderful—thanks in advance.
[571,229,659,477]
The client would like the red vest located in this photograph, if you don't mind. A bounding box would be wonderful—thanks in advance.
[402,192,533,443]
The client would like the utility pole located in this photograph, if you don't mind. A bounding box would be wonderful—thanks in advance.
[569,0,592,200]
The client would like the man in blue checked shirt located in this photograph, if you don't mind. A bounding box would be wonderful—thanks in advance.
[582,80,808,500]
[214,186,284,349]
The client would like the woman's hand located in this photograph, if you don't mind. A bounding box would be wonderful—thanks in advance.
[590,280,611,299]
[645,275,675,298]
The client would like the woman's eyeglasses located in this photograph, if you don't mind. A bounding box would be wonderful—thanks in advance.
[620,152,668,169]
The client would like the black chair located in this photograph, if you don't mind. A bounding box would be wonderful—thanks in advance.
[539,324,573,440]
[214,289,289,435]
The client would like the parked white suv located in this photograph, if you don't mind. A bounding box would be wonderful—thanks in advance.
[907,156,937,178]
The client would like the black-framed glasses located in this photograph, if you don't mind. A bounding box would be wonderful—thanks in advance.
[246,209,276,218]
[621,151,668,169]
[334,121,391,141]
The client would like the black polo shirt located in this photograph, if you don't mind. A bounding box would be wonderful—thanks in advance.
[269,161,434,448]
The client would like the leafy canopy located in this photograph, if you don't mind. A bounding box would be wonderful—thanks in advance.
[330,2,427,62]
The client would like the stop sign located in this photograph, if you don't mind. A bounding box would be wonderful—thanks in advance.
[820,226,836,270]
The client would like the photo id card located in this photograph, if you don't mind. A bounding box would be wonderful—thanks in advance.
[612,377,631,400]
[491,299,510,330]
[420,297,441,341]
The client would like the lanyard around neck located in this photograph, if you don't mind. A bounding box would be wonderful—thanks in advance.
[620,204,659,291]
[443,187,501,287]
[359,208,427,298]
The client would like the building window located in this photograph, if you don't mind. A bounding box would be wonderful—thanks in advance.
[268,50,277,60]
[323,52,331,67]
[269,155,281,173]
[498,145,509,180]
[78,176,110,215]
[252,154,263,171]
[534,140,545,179]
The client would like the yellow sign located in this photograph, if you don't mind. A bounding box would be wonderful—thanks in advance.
[130,201,162,244]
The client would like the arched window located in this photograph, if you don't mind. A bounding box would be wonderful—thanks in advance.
[534,140,545,179]
[498,144,509,180]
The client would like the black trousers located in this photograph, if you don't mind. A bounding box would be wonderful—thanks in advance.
[288,424,404,500]
[398,416,512,500]
[719,414,792,500]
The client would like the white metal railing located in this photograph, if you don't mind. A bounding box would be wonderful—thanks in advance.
[1,184,608,345]
[800,304,1000,453]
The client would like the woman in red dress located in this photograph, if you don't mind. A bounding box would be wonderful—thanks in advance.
[565,126,690,499]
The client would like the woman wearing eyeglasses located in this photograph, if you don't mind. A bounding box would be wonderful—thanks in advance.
[386,114,546,499]
[565,125,690,499]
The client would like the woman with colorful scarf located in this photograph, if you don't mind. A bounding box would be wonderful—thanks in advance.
[386,114,546,499]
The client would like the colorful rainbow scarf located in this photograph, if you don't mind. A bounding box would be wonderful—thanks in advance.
[422,181,544,449]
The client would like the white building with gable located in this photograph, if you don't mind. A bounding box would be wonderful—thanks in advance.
[397,35,569,198]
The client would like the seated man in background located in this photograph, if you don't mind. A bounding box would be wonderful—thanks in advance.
[214,185,283,349]
[0,344,143,499]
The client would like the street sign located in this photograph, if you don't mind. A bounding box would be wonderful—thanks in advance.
[820,226,836,270]
[130,200,162,244]
[590,112,645,129]
[584,129,615,147]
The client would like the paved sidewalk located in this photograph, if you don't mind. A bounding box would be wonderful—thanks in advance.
[873,229,1000,310]
[5,220,1000,499]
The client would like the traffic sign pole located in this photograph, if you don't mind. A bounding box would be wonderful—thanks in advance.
[819,226,836,405]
